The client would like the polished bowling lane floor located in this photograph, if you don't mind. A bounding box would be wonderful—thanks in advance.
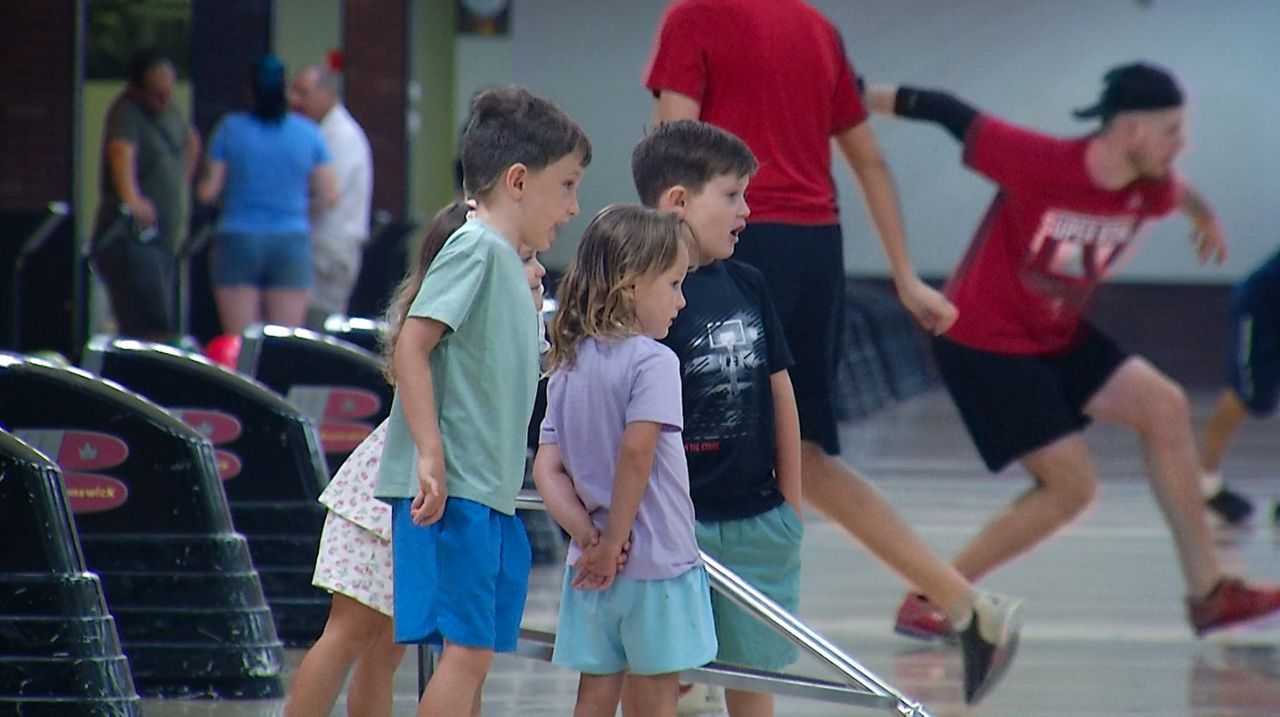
[143,389,1280,716]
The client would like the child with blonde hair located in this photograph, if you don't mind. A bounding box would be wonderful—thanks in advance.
[534,204,715,717]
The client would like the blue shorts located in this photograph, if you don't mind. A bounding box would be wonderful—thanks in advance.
[212,231,312,289]
[1226,252,1280,416]
[695,503,804,670]
[553,566,717,676]
[390,498,531,651]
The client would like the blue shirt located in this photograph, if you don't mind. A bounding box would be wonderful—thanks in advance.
[209,112,330,235]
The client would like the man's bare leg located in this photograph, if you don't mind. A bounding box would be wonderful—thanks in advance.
[949,434,1097,581]
[1085,358,1220,597]
[800,442,973,621]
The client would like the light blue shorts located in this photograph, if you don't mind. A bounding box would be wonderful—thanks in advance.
[695,502,804,670]
[212,231,312,289]
[390,497,531,651]
[553,566,717,676]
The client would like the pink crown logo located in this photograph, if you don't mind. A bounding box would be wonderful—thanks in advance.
[78,442,99,461]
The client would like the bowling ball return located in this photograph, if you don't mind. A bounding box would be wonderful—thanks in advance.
[0,428,141,716]
[0,354,285,698]
[83,336,333,646]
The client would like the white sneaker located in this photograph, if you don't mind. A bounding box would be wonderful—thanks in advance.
[958,590,1024,704]
[676,682,724,715]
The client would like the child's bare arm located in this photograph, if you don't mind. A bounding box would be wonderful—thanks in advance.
[532,443,599,550]
[770,370,803,516]
[394,316,449,525]
[575,421,660,579]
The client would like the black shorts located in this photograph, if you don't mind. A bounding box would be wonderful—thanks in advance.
[733,223,844,455]
[932,324,1129,472]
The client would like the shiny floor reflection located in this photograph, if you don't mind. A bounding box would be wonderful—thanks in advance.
[143,390,1280,716]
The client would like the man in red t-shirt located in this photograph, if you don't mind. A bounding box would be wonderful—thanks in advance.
[645,0,1021,706]
[869,62,1280,641]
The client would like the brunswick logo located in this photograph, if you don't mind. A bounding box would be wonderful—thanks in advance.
[172,408,244,446]
[215,449,243,481]
[318,421,374,454]
[12,429,132,514]
[64,473,129,513]
[13,429,129,472]
[286,386,382,422]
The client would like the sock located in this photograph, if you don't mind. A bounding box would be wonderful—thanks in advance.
[1201,471,1223,498]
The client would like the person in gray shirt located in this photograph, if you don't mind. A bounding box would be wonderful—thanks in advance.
[93,49,200,341]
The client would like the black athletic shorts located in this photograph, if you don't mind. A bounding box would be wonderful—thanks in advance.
[932,323,1129,472]
[733,222,844,455]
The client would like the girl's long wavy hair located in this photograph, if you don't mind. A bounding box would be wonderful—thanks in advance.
[381,200,470,383]
[547,204,692,371]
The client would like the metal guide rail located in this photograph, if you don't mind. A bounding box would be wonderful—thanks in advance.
[417,491,930,716]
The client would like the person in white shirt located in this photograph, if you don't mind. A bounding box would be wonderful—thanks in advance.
[289,64,374,327]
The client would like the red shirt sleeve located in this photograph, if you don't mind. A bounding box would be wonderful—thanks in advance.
[828,27,867,134]
[643,0,706,101]
[1149,176,1181,216]
[964,115,1070,191]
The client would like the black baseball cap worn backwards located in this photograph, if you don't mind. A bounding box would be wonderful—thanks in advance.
[1072,62,1183,121]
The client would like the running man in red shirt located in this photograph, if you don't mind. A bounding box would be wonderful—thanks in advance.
[867,62,1280,641]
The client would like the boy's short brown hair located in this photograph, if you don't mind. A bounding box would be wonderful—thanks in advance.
[461,86,592,199]
[631,120,757,207]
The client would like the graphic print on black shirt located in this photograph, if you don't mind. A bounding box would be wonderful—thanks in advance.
[662,261,793,521]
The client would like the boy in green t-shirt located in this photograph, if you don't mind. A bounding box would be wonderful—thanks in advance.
[374,86,590,717]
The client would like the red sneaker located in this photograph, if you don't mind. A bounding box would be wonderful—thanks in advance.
[893,593,957,644]
[1188,578,1280,637]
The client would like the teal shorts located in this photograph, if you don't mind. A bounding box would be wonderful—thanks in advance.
[553,566,718,676]
[695,502,804,670]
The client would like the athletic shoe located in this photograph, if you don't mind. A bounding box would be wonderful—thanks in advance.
[1187,578,1280,637]
[676,682,724,715]
[1205,487,1255,525]
[958,591,1024,704]
[893,593,957,644]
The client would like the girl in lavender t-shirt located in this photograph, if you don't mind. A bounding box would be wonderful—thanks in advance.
[534,205,717,717]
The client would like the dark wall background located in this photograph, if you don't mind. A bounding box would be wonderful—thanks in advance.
[858,278,1233,387]
[0,1,81,356]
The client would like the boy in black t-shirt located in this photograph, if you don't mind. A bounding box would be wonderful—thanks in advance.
[633,120,1025,710]
[633,119,802,717]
